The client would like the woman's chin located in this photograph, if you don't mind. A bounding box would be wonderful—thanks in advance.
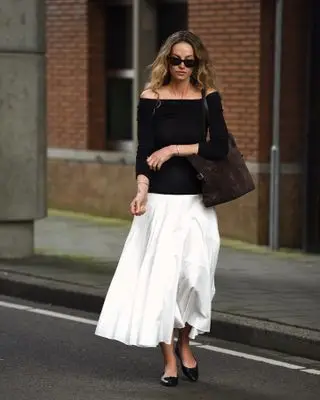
[173,74,189,82]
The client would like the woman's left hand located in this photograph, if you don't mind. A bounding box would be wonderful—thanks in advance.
[147,145,175,171]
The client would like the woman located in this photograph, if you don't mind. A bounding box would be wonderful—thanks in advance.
[95,30,229,387]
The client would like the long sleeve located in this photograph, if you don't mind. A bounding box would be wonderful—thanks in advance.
[135,99,155,179]
[198,92,229,160]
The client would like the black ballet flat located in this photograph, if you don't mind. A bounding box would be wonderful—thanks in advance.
[175,344,199,382]
[160,374,179,387]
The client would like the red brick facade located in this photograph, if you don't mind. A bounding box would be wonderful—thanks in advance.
[46,0,88,149]
[189,0,261,161]
[46,0,106,150]
[189,0,267,244]
[46,0,263,157]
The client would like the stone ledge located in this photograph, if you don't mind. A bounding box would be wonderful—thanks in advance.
[47,148,135,165]
[47,148,302,174]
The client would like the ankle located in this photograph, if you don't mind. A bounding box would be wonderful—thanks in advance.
[164,356,177,367]
[164,361,178,377]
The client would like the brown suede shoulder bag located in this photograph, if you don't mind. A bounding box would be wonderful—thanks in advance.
[187,92,255,207]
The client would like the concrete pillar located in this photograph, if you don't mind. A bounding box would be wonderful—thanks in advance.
[132,0,157,143]
[0,0,46,258]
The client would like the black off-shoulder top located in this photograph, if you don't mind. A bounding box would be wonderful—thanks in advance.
[135,91,229,195]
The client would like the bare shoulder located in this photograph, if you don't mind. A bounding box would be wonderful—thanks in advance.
[206,87,218,96]
[140,89,158,99]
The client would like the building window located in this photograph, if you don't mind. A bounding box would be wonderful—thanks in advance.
[106,4,132,70]
[105,2,134,151]
[157,0,188,49]
[105,0,187,152]
[106,75,133,142]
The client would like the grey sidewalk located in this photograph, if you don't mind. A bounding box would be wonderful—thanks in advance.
[1,211,320,360]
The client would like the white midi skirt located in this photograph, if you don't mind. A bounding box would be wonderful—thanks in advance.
[95,193,220,347]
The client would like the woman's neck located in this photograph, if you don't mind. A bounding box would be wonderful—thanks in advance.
[168,80,192,99]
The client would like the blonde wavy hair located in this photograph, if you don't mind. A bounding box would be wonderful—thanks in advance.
[146,31,217,93]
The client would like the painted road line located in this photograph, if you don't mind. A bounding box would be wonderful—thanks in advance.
[1,299,319,376]
[301,369,320,376]
[0,301,31,311]
[31,308,97,326]
[0,300,97,325]
[199,344,303,370]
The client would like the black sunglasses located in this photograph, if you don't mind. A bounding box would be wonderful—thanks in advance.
[168,56,197,69]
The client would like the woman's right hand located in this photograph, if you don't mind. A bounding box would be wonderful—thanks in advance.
[130,191,148,216]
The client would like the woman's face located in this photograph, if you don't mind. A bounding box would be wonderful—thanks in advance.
[168,42,196,83]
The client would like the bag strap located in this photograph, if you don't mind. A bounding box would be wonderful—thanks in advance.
[201,90,235,147]
[201,89,209,140]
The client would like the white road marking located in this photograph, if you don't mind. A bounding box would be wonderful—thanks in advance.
[199,344,303,370]
[0,300,97,325]
[31,308,97,326]
[0,301,30,311]
[1,299,319,376]
[301,369,320,376]
[189,340,202,346]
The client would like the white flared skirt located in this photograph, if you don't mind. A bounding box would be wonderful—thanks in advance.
[95,193,220,347]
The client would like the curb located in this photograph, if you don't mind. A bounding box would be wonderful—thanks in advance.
[210,312,320,362]
[1,275,319,362]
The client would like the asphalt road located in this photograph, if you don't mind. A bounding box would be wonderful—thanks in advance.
[0,296,319,400]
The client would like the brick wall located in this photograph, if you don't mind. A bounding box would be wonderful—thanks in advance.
[189,0,265,244]
[189,0,261,161]
[189,0,310,247]
[46,0,106,150]
[46,0,89,149]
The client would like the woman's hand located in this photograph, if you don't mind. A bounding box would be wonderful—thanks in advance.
[130,190,148,216]
[147,145,176,171]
